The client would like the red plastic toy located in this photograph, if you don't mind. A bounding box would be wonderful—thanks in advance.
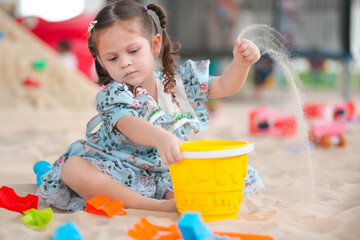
[308,121,346,148]
[303,100,356,122]
[86,195,127,218]
[0,186,38,213]
[249,106,297,137]
[23,76,41,88]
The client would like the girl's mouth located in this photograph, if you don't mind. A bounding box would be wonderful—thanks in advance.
[125,71,136,77]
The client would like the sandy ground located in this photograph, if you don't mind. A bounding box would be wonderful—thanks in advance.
[0,87,359,240]
[2,6,359,239]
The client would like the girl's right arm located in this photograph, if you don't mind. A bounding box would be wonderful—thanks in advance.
[116,115,182,165]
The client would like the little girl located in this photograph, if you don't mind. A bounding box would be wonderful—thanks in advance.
[36,0,264,212]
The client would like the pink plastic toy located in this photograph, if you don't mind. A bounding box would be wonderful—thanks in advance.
[308,121,346,148]
[0,186,38,213]
[303,100,356,122]
[249,106,297,137]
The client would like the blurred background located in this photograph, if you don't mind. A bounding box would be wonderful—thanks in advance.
[0,0,359,107]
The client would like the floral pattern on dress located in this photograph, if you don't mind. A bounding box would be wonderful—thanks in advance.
[35,59,263,212]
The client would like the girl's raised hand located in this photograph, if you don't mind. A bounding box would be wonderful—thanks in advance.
[155,131,183,165]
[233,39,261,68]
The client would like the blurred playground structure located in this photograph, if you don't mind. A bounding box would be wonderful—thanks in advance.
[165,0,360,100]
[0,0,359,103]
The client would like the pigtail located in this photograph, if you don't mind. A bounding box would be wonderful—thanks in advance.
[88,21,113,86]
[147,4,181,94]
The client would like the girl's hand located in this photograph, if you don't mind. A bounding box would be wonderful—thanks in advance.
[159,199,178,212]
[155,130,182,165]
[233,39,261,68]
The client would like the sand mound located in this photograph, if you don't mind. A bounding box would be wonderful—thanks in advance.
[0,9,97,110]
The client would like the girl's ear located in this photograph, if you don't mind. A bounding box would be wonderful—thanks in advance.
[152,34,162,57]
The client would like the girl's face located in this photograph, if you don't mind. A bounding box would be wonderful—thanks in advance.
[97,21,161,88]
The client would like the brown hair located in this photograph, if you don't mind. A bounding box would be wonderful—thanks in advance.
[88,0,181,94]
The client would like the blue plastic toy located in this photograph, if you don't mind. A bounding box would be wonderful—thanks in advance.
[177,212,237,240]
[53,221,83,240]
[177,212,213,240]
[33,161,52,186]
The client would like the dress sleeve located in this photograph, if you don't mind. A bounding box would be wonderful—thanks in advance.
[180,59,213,129]
[95,81,141,131]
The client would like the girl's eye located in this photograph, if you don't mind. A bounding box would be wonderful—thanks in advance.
[129,49,138,54]
[108,57,117,62]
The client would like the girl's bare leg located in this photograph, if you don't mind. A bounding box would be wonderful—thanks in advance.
[61,156,177,212]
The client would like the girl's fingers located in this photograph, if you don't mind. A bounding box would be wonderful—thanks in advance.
[238,39,250,52]
[241,48,253,57]
[161,151,171,165]
[245,54,258,62]
[235,39,242,48]
[172,148,182,163]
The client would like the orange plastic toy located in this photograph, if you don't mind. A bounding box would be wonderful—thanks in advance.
[127,216,274,240]
[127,217,181,240]
[214,231,274,240]
[86,195,127,218]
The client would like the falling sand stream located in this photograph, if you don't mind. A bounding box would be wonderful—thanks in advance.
[238,24,315,208]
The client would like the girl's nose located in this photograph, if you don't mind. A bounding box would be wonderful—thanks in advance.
[120,55,131,68]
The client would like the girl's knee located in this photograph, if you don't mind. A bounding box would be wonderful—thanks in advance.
[60,156,82,185]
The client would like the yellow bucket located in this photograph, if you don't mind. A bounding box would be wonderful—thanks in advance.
[169,140,254,222]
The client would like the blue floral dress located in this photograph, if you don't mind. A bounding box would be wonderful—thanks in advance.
[36,60,263,211]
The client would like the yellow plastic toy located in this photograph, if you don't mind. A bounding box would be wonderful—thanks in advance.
[169,140,254,222]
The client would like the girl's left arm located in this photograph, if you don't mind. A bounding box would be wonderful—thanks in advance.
[208,39,260,99]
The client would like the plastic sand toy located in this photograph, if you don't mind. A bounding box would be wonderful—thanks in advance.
[303,100,356,122]
[169,140,253,222]
[22,208,53,230]
[249,106,297,137]
[86,195,127,218]
[32,58,47,71]
[33,160,52,186]
[23,76,41,88]
[128,217,181,240]
[178,212,274,240]
[53,221,83,240]
[177,212,212,239]
[0,186,38,213]
[308,121,347,148]
[127,212,274,240]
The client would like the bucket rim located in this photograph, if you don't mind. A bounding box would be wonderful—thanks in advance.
[180,140,254,159]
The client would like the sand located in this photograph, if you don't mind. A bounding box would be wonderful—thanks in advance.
[0,88,359,240]
[1,7,360,240]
